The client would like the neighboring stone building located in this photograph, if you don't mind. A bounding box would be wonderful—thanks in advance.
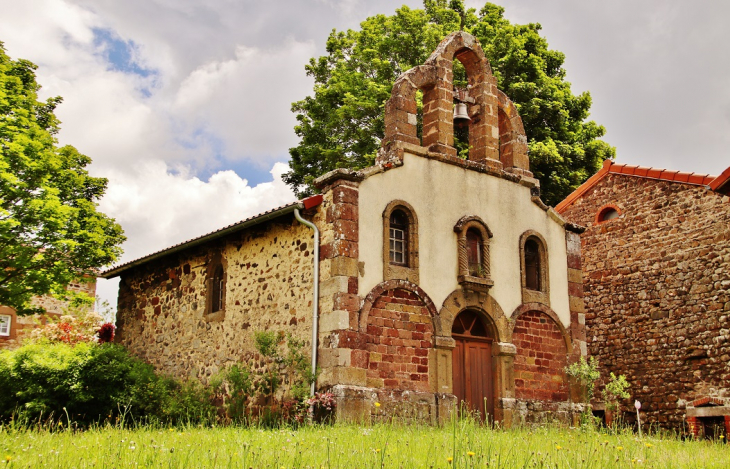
[557,160,730,437]
[0,278,97,350]
[103,32,589,426]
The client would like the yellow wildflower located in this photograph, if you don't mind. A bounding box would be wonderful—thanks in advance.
[555,445,562,450]
[375,449,381,453]
[645,443,653,448]
[374,402,381,408]
[5,456,11,462]
[616,446,623,451]
[467,451,475,457]
[447,457,453,463]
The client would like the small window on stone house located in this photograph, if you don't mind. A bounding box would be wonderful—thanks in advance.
[466,228,483,276]
[519,231,550,305]
[382,201,419,283]
[596,205,621,224]
[205,255,226,321]
[0,315,10,337]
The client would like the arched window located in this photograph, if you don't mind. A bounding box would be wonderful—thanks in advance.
[389,209,408,266]
[454,216,493,291]
[524,239,541,291]
[205,254,226,321]
[466,228,483,276]
[382,201,419,283]
[519,231,550,305]
[595,204,621,224]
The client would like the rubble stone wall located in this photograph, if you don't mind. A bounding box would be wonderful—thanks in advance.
[560,173,730,429]
[115,211,321,383]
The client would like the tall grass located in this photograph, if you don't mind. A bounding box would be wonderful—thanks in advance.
[0,417,727,468]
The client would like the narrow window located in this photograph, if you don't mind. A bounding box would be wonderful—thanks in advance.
[211,264,225,313]
[0,315,10,337]
[389,210,408,266]
[524,239,541,291]
[466,228,483,277]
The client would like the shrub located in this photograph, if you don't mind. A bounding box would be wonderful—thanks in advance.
[565,356,600,402]
[604,372,631,411]
[0,342,214,426]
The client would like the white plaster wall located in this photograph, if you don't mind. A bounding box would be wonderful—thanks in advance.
[358,153,571,326]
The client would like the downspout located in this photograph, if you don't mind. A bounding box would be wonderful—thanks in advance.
[294,208,319,397]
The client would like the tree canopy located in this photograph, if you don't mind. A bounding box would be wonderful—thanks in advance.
[0,43,125,315]
[285,0,615,206]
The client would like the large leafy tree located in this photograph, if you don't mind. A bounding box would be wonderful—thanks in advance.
[285,0,615,206]
[0,43,125,315]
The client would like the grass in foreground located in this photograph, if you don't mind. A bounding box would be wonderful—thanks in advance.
[0,420,727,468]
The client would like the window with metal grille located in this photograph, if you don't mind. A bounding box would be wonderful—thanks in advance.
[389,210,408,266]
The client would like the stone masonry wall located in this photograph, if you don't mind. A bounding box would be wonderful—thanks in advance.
[513,311,569,402]
[116,211,320,383]
[364,288,433,392]
[561,174,730,429]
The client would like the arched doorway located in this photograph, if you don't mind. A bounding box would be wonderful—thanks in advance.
[451,310,494,420]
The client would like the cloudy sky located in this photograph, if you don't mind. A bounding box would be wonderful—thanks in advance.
[2,0,729,308]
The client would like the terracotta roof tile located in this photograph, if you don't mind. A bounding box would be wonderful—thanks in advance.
[556,160,723,214]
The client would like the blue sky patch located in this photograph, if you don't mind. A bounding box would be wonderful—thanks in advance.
[92,28,157,83]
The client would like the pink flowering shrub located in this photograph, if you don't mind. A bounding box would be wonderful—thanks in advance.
[30,311,104,345]
[307,392,336,424]
[97,323,115,343]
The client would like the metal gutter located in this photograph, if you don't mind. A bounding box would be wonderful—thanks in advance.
[293,208,320,397]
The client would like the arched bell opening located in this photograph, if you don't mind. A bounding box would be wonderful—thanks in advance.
[451,309,498,422]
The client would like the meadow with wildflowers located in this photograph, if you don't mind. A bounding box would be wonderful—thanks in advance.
[1,418,727,468]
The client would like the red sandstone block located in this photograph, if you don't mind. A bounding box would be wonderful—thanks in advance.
[415,348,429,357]
[332,185,358,205]
[384,379,399,387]
[351,349,369,368]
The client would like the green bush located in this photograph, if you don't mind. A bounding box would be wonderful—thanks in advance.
[0,341,214,426]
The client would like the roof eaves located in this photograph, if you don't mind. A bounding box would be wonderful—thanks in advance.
[554,159,613,214]
[709,165,730,193]
[101,198,321,279]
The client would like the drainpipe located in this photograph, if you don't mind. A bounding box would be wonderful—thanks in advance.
[294,207,319,397]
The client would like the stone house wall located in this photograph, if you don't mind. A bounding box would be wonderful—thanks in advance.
[559,171,730,430]
[115,210,322,383]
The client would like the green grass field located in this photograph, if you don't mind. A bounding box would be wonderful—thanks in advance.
[0,420,727,468]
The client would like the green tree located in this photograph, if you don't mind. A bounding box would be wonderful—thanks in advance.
[285,0,615,206]
[0,43,125,315]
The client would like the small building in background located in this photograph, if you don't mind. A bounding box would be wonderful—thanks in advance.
[0,278,97,350]
[557,160,730,437]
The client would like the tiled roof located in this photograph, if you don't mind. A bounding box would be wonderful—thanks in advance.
[101,195,323,278]
[555,160,725,213]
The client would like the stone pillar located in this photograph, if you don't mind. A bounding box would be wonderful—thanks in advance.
[494,342,517,427]
[317,178,366,390]
[566,231,587,364]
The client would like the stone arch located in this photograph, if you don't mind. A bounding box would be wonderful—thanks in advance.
[508,303,572,353]
[380,31,501,167]
[509,304,571,402]
[437,289,508,343]
[497,90,531,176]
[359,279,437,333]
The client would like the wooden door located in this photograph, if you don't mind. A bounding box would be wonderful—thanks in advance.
[452,310,494,421]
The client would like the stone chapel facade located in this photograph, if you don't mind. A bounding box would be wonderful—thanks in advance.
[104,32,588,426]
[557,160,730,437]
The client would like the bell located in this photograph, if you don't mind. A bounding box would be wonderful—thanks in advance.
[453,102,471,126]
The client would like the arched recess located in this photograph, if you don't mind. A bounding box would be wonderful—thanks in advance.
[359,280,439,392]
[382,200,419,283]
[453,215,493,290]
[497,90,531,176]
[509,304,572,402]
[519,230,550,306]
[508,303,572,353]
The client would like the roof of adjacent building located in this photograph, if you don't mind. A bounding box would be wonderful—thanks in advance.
[555,160,729,213]
[101,195,323,279]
